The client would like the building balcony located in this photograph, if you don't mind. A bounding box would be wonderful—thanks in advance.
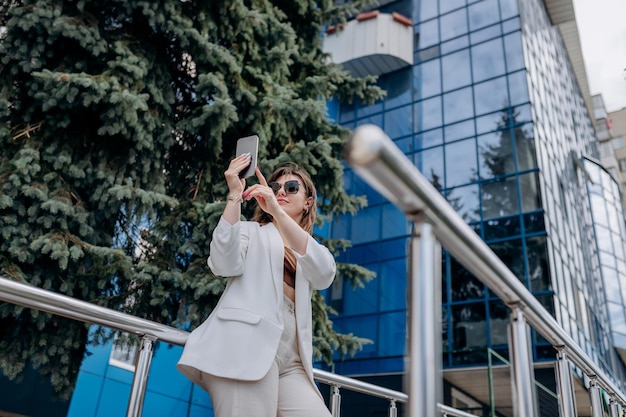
[323,11,413,78]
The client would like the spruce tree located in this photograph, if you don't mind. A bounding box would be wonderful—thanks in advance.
[0,0,383,397]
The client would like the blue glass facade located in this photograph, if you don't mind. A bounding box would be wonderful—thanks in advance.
[326,0,626,393]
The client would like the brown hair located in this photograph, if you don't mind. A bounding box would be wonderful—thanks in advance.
[252,163,317,234]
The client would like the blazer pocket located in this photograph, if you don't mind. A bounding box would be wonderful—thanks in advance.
[216,307,262,324]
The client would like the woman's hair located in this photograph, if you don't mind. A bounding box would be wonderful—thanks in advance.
[252,163,317,234]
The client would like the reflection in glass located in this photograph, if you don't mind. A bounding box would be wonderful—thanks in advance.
[382,203,410,239]
[515,122,537,170]
[351,206,381,244]
[500,0,520,19]
[415,146,445,189]
[508,70,529,106]
[445,138,478,187]
[440,8,468,42]
[445,119,475,142]
[474,76,508,115]
[416,128,443,150]
[446,184,480,223]
[526,235,551,292]
[442,50,471,91]
[519,172,541,212]
[471,38,505,83]
[476,111,505,134]
[450,256,485,301]
[440,0,466,15]
[452,302,487,364]
[468,0,500,31]
[418,19,439,49]
[385,69,412,109]
[380,259,407,311]
[484,215,521,241]
[489,300,509,345]
[414,59,442,100]
[443,87,474,125]
[470,24,502,45]
[478,130,515,179]
[490,238,525,282]
[504,32,525,71]
[482,176,519,218]
[415,96,442,132]
[384,105,412,139]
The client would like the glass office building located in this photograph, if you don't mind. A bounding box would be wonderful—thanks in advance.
[323,0,626,414]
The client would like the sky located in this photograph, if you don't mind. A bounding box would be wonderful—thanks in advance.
[573,0,626,112]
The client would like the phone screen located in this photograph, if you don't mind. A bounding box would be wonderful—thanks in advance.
[235,135,259,178]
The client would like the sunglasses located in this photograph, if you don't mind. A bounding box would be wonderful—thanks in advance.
[269,180,301,195]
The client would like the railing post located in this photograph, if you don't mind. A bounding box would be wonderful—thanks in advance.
[330,386,341,417]
[508,305,538,417]
[555,347,577,417]
[406,220,442,417]
[589,377,604,417]
[609,396,622,417]
[126,335,156,417]
[388,399,397,417]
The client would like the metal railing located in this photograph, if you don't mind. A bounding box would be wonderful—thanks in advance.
[344,124,626,417]
[2,123,626,417]
[0,276,474,417]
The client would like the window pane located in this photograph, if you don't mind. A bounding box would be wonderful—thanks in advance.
[471,38,505,83]
[442,49,472,91]
[351,206,381,244]
[447,184,480,222]
[415,146,445,189]
[385,69,412,108]
[519,172,541,212]
[468,0,500,31]
[418,19,439,49]
[384,104,413,139]
[450,257,485,301]
[415,96,443,131]
[526,235,551,292]
[445,119,475,142]
[382,203,410,239]
[514,122,537,170]
[478,130,515,179]
[474,77,508,115]
[446,138,478,187]
[504,32,525,71]
[482,176,519,218]
[380,259,406,311]
[440,8,468,42]
[379,312,406,356]
[490,238,525,282]
[441,0,466,14]
[416,128,444,150]
[414,59,442,99]
[508,70,529,106]
[444,87,474,125]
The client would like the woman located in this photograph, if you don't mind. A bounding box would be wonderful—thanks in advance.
[177,154,336,417]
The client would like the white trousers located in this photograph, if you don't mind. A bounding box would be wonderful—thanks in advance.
[202,296,332,417]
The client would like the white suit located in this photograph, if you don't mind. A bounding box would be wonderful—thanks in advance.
[177,217,336,394]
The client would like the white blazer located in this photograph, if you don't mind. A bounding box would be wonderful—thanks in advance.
[177,217,336,391]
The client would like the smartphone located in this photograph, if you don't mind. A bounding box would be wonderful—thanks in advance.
[235,135,259,178]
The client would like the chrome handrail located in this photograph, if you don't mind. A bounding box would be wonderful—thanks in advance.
[0,276,472,417]
[345,124,626,416]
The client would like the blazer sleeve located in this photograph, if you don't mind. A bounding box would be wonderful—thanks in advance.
[291,235,336,290]
[207,217,250,277]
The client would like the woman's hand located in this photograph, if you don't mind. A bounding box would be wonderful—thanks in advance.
[224,154,251,196]
[242,167,281,216]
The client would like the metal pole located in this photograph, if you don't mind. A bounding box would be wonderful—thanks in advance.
[389,400,398,417]
[555,347,577,417]
[406,221,442,417]
[589,378,604,417]
[126,335,156,417]
[508,305,538,417]
[609,396,622,417]
[331,386,341,417]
